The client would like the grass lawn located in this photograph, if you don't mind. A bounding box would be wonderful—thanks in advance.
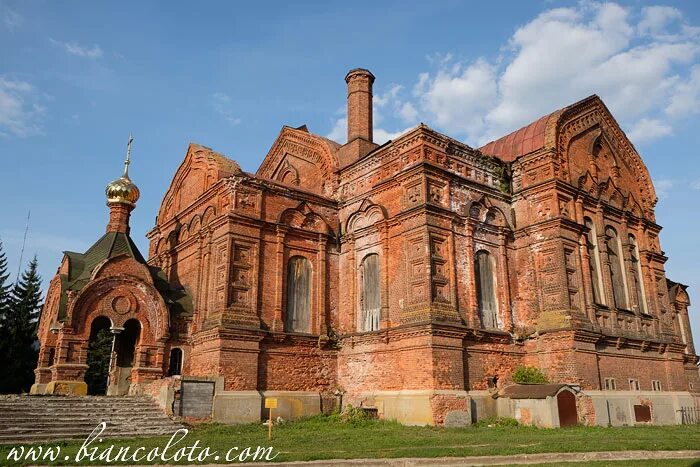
[531,462,699,467]
[1,416,699,465]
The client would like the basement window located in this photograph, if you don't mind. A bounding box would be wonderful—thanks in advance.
[629,379,640,391]
[651,380,662,391]
[604,378,616,390]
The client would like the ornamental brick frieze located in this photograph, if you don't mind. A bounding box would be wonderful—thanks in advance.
[340,131,505,199]
[190,327,265,347]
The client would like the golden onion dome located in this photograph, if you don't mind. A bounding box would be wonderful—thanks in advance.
[105,134,140,206]
[106,174,140,206]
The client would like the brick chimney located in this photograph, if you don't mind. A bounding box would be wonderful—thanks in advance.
[339,68,379,166]
[346,68,374,143]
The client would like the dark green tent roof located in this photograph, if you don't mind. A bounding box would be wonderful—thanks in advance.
[56,231,193,320]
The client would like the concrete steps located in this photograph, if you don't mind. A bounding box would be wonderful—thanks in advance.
[0,395,184,444]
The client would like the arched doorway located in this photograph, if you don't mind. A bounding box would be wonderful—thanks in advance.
[109,319,141,396]
[85,316,112,395]
[557,390,578,427]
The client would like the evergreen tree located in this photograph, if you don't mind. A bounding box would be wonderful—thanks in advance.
[1,255,42,393]
[0,240,12,387]
[85,328,113,395]
[0,239,11,329]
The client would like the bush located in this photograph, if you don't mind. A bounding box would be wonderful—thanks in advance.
[340,404,372,424]
[474,416,520,428]
[512,365,548,384]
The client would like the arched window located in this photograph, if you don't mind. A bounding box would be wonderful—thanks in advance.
[629,235,648,314]
[475,250,498,329]
[605,227,629,310]
[285,256,311,333]
[584,217,605,305]
[168,348,183,376]
[360,253,381,331]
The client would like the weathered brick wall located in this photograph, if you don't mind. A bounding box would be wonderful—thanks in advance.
[596,349,686,391]
[258,339,337,391]
[465,339,525,389]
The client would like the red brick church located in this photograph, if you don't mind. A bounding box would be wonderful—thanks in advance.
[32,69,699,427]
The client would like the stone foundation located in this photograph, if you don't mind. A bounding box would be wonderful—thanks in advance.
[354,390,470,426]
[585,391,696,426]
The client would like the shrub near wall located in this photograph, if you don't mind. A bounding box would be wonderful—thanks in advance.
[512,366,548,384]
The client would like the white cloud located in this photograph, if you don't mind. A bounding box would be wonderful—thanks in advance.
[326,116,346,142]
[333,2,700,148]
[1,5,22,31]
[639,6,684,39]
[691,179,700,190]
[653,178,674,199]
[49,38,103,59]
[0,77,45,137]
[212,92,241,126]
[627,118,672,144]
[666,65,700,118]
[477,2,696,145]
[399,102,418,122]
[417,59,497,141]
[326,3,700,148]
[374,84,402,109]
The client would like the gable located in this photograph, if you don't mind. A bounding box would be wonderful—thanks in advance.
[557,98,657,219]
[256,126,340,197]
[158,143,242,223]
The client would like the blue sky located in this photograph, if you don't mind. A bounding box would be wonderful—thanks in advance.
[2,0,700,342]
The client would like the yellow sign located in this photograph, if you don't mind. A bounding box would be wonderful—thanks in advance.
[265,398,278,409]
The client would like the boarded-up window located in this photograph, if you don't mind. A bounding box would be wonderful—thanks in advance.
[629,235,648,314]
[475,250,498,329]
[360,254,381,331]
[606,227,628,310]
[286,256,311,333]
[584,217,605,305]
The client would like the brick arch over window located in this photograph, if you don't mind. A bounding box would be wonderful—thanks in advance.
[467,199,511,230]
[346,201,387,234]
[279,203,332,235]
[475,250,499,329]
[285,256,312,333]
[277,159,300,186]
[202,205,216,227]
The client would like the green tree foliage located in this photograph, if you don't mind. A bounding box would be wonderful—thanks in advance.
[0,240,11,329]
[85,328,113,395]
[0,255,42,393]
[512,365,549,384]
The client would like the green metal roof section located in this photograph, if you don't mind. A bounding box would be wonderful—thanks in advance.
[56,232,193,320]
